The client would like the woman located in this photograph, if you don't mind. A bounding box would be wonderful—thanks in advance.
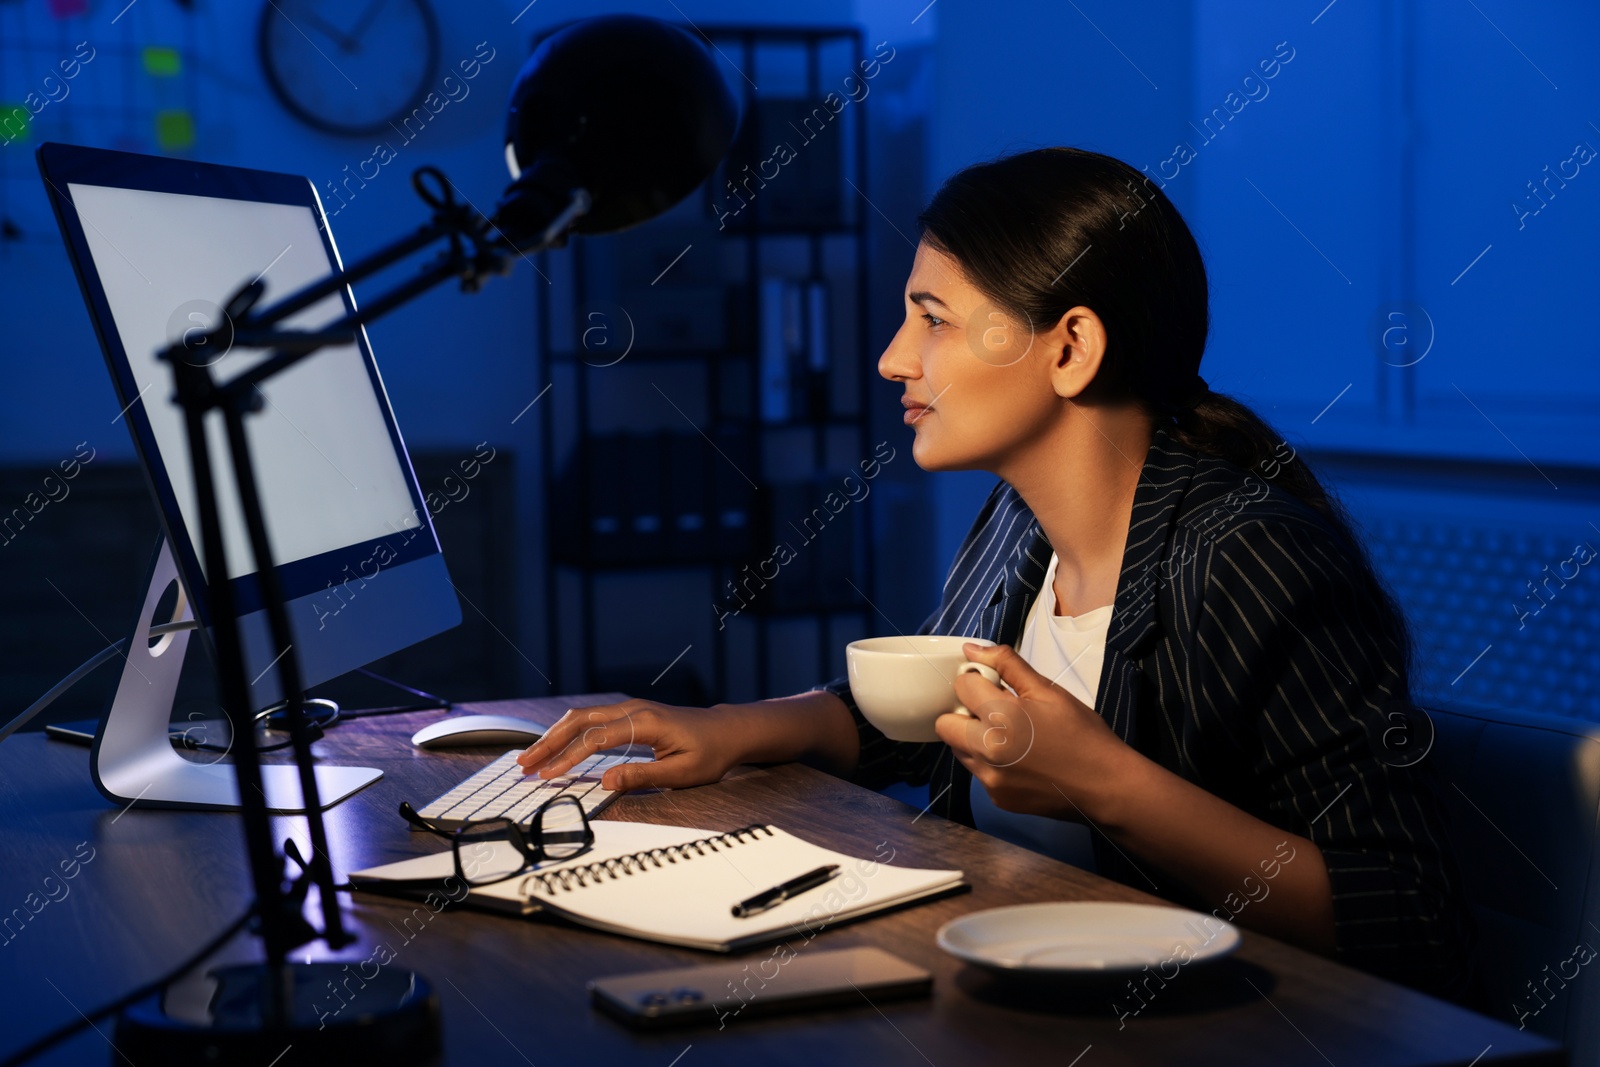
[518,147,1471,998]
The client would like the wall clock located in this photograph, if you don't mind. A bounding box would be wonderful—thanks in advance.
[258,0,440,137]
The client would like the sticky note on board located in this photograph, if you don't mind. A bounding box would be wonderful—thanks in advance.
[155,110,194,150]
[0,105,28,144]
[143,47,182,77]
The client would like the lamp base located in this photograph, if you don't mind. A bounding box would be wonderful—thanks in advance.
[115,962,441,1066]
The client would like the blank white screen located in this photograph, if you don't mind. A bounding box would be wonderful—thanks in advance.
[69,182,423,581]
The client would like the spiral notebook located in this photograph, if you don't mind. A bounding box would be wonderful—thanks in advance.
[349,821,965,952]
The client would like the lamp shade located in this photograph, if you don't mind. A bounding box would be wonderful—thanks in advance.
[497,14,741,240]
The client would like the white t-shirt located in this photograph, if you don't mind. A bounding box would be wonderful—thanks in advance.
[969,551,1111,869]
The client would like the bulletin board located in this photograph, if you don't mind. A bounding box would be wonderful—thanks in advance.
[0,0,227,254]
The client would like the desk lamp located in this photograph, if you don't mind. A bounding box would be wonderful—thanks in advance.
[100,14,738,1065]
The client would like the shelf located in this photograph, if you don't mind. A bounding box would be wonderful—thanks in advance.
[547,347,744,366]
[548,557,869,616]
[742,600,869,618]
[702,25,864,41]
[711,221,868,238]
[538,23,876,700]
[549,554,755,572]
[547,347,862,370]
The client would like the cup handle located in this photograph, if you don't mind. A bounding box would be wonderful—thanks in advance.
[952,662,1002,717]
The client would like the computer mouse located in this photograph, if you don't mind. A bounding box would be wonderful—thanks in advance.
[411,714,545,749]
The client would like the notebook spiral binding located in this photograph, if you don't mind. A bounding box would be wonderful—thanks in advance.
[519,823,776,897]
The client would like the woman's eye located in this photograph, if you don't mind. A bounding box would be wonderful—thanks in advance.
[921,313,946,329]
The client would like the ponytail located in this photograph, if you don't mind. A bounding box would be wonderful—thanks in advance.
[1171,390,1338,525]
[1169,387,1412,674]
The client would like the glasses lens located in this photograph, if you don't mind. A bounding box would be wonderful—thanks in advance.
[535,797,590,860]
[454,820,524,885]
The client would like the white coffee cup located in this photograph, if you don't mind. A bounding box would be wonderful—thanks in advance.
[845,635,1003,743]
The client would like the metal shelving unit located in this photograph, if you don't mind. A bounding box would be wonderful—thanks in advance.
[537,25,874,702]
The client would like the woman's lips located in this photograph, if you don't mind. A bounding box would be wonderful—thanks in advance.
[901,398,931,424]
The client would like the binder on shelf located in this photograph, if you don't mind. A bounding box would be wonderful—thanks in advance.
[810,482,859,609]
[761,473,860,613]
[555,434,679,566]
[757,277,831,423]
[724,280,754,356]
[759,277,802,423]
[766,479,817,609]
[804,279,829,373]
[585,436,629,564]
[709,423,756,559]
[624,435,669,562]
[559,441,856,578]
[611,224,722,289]
[804,278,830,419]
[613,283,727,352]
[666,431,711,562]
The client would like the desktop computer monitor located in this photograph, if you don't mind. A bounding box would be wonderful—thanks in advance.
[37,142,462,811]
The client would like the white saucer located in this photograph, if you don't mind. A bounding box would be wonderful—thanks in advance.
[936,902,1240,976]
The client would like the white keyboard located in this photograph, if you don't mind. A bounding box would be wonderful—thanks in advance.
[411,748,650,830]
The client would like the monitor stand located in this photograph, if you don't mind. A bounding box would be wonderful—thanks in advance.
[90,538,383,814]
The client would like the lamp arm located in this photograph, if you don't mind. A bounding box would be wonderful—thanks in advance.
[199,166,588,402]
[218,397,346,952]
[225,253,471,398]
[239,167,497,333]
[242,218,455,333]
[164,354,301,992]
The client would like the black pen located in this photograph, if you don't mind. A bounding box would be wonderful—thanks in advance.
[731,864,840,918]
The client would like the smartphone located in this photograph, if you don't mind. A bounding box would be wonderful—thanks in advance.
[44,719,98,745]
[43,718,230,748]
[588,945,932,1030]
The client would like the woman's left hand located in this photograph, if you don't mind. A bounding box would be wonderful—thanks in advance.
[937,642,1141,823]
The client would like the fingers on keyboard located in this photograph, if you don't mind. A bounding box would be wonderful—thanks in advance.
[414,749,653,829]
[524,706,622,765]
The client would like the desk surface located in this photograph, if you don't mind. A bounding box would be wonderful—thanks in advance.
[0,696,1563,1067]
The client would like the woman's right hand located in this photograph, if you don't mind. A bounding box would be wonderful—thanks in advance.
[514,698,742,793]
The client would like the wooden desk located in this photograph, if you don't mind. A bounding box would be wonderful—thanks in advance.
[0,697,1563,1066]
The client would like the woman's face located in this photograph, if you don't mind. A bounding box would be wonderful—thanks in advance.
[878,242,1067,473]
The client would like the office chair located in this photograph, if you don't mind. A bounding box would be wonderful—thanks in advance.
[1428,700,1600,1066]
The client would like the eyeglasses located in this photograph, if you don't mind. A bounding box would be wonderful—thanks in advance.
[396,794,595,888]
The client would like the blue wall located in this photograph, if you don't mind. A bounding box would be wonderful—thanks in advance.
[928,0,1599,572]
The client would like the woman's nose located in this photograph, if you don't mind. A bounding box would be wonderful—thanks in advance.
[878,323,921,382]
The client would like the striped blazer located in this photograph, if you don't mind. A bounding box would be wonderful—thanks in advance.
[823,426,1471,996]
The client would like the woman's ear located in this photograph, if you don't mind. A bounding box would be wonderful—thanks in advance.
[1047,306,1107,400]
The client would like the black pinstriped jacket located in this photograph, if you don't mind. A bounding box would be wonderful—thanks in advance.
[823,426,1471,996]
